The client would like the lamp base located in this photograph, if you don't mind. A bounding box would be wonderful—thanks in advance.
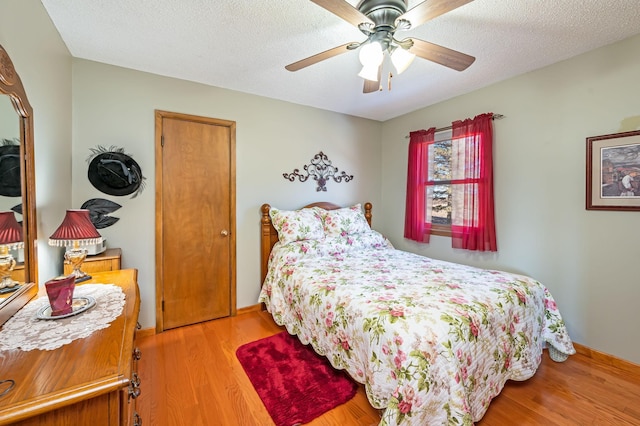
[0,253,18,290]
[74,274,92,283]
[64,248,92,284]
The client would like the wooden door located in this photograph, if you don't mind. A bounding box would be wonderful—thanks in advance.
[155,110,236,332]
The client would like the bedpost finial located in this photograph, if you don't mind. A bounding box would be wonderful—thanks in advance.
[364,202,372,227]
[261,204,271,224]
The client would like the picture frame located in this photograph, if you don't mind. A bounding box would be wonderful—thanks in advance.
[586,130,640,211]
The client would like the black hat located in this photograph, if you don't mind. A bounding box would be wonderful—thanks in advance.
[81,198,122,229]
[87,146,145,198]
[0,143,22,197]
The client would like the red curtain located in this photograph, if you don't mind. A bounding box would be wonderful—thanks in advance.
[450,113,497,251]
[404,128,435,243]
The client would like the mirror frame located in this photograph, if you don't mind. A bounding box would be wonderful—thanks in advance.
[0,44,38,325]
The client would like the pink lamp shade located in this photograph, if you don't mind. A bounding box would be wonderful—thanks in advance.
[49,209,102,247]
[0,211,23,248]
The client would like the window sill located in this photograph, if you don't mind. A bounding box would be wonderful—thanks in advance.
[430,224,452,237]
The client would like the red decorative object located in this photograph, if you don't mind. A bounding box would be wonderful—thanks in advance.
[236,331,358,426]
[0,211,23,246]
[44,275,76,316]
[450,113,497,251]
[404,128,435,243]
[49,209,102,244]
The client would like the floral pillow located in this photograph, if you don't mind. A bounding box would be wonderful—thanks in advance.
[318,204,370,237]
[269,207,325,244]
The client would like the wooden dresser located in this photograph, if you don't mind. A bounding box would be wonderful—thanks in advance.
[0,269,141,426]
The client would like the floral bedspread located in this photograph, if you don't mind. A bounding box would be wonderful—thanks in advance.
[259,231,575,425]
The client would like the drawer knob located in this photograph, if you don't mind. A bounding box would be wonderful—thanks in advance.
[131,372,141,387]
[129,372,141,399]
[129,386,141,399]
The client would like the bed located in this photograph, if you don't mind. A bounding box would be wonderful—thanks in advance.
[259,202,575,425]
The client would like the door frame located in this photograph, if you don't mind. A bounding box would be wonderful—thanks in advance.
[154,110,237,333]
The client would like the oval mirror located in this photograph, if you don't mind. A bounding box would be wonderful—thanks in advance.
[0,44,37,326]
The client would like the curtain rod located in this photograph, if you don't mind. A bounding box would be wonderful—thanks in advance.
[404,114,504,139]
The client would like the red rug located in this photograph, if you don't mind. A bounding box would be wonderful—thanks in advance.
[236,331,358,426]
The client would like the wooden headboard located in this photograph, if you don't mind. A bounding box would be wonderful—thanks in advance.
[260,202,372,284]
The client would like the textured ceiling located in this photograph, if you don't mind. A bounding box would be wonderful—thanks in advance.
[41,0,640,122]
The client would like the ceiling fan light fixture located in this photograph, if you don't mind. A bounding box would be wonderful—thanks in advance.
[391,46,415,74]
[358,41,384,67]
[358,64,380,81]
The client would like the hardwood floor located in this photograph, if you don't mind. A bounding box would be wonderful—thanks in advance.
[136,310,640,425]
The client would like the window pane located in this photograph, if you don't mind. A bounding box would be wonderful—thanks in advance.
[451,183,478,226]
[429,140,452,181]
[431,184,451,225]
[426,133,453,228]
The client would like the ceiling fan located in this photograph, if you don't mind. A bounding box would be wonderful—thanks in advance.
[286,0,476,93]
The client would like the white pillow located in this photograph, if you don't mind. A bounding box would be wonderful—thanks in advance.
[269,207,325,244]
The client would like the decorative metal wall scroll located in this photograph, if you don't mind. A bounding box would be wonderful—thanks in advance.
[283,151,354,192]
[81,198,122,229]
[87,145,146,198]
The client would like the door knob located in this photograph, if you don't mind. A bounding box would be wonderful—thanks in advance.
[221,230,229,237]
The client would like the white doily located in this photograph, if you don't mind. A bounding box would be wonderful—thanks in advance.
[0,284,125,351]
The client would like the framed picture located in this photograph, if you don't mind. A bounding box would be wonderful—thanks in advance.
[586,130,640,211]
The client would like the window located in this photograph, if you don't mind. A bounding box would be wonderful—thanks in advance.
[428,132,454,236]
[404,113,497,251]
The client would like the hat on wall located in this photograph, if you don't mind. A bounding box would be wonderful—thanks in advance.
[87,145,146,198]
[0,140,22,197]
[81,198,122,229]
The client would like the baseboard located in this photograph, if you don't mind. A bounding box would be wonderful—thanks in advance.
[236,304,263,315]
[136,327,156,339]
[137,305,264,337]
[573,342,640,374]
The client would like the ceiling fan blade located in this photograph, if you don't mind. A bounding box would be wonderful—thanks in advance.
[310,0,374,27]
[398,0,474,28]
[408,38,475,71]
[363,65,382,93]
[285,42,355,72]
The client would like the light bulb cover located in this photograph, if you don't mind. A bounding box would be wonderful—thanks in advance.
[391,47,416,74]
[358,64,380,82]
[359,41,384,67]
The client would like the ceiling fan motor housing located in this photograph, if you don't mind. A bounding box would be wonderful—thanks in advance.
[357,0,407,30]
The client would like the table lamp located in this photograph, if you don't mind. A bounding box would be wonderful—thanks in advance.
[49,209,103,283]
[0,211,23,290]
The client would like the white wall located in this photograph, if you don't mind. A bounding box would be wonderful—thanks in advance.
[380,33,640,364]
[0,0,73,285]
[71,60,382,328]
